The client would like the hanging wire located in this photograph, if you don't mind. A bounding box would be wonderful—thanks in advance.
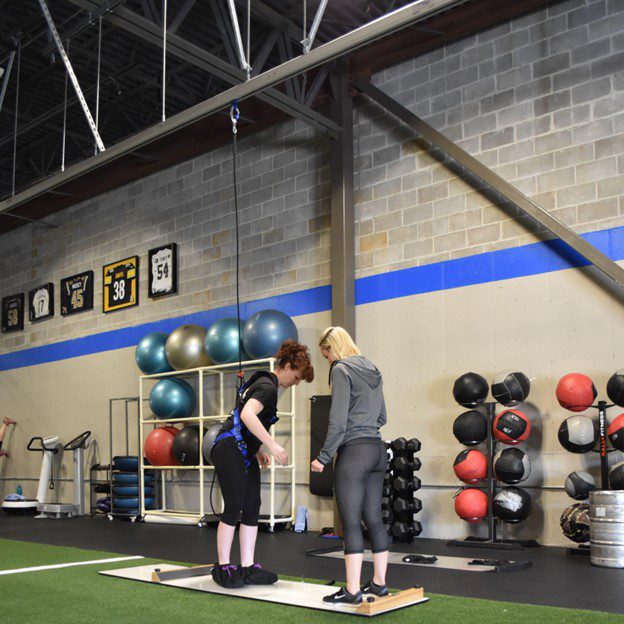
[95,15,102,155]
[11,34,21,196]
[62,40,69,172]
[162,0,167,122]
[230,100,243,389]
[246,0,251,79]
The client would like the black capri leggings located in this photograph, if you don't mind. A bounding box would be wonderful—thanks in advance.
[211,438,261,527]
[334,437,390,555]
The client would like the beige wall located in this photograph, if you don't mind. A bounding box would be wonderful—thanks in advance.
[3,262,624,545]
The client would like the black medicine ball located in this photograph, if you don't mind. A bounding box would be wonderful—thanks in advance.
[564,471,596,501]
[609,461,624,490]
[453,372,489,408]
[558,416,598,454]
[493,448,531,484]
[453,410,488,446]
[607,370,624,407]
[492,486,531,523]
[491,371,530,406]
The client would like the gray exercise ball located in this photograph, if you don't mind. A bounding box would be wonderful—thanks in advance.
[165,324,212,371]
[202,424,223,465]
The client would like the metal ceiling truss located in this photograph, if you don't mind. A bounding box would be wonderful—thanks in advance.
[67,0,340,135]
[0,0,461,217]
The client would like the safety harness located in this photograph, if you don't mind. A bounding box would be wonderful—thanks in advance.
[213,371,279,469]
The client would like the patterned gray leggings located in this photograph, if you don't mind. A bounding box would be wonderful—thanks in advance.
[334,437,390,555]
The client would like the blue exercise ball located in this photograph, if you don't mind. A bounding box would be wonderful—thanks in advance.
[135,332,172,374]
[205,318,249,364]
[149,378,196,420]
[242,309,298,359]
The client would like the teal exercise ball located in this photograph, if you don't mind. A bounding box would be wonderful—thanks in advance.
[242,309,298,359]
[205,318,249,364]
[165,324,212,370]
[149,378,196,419]
[135,332,173,374]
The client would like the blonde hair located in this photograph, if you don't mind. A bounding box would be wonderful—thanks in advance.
[318,326,361,360]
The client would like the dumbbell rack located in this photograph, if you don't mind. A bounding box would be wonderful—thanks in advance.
[139,357,296,530]
[448,402,538,551]
[383,438,423,543]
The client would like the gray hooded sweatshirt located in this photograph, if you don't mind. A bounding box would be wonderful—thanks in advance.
[317,355,387,466]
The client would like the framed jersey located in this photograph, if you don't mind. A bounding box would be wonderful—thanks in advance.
[1,293,24,333]
[148,243,178,298]
[61,270,94,316]
[103,256,139,313]
[28,283,54,322]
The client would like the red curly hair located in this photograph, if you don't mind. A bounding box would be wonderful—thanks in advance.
[274,339,314,382]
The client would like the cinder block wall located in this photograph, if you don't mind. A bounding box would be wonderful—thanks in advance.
[354,0,624,276]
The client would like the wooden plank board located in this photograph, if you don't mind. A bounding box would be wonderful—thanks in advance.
[100,564,428,617]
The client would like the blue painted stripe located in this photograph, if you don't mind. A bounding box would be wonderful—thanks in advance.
[0,285,331,372]
[1,225,623,372]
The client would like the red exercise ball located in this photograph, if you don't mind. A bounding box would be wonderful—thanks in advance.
[608,413,624,452]
[556,373,597,412]
[493,409,531,444]
[453,450,487,483]
[144,426,179,466]
[454,488,488,523]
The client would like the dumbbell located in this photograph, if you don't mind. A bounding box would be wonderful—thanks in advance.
[392,456,422,474]
[382,483,392,497]
[381,508,394,524]
[381,496,392,511]
[390,437,421,454]
[391,521,423,540]
[392,476,421,495]
[392,497,422,515]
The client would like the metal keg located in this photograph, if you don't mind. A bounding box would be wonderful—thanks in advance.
[589,490,624,568]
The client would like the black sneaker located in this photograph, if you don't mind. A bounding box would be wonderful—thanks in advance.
[362,580,389,597]
[323,587,363,604]
[242,564,278,585]
[211,564,245,588]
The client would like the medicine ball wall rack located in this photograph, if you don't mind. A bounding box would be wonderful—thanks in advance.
[555,372,624,557]
[382,437,423,544]
[449,372,539,552]
[139,357,296,530]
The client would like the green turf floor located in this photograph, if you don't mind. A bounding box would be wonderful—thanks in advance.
[1,538,623,624]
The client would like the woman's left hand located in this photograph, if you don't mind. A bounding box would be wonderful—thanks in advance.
[310,459,324,473]
[257,451,271,468]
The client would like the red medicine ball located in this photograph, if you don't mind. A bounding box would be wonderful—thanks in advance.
[144,426,180,466]
[454,488,488,523]
[556,373,597,412]
[453,450,487,483]
[493,409,531,444]
[608,413,624,452]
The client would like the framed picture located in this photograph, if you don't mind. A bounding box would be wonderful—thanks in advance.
[61,270,94,316]
[148,243,178,299]
[103,256,139,313]
[1,293,24,333]
[28,283,54,322]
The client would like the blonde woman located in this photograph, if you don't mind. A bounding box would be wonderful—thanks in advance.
[311,327,389,604]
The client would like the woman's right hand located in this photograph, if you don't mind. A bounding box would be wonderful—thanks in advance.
[269,442,288,466]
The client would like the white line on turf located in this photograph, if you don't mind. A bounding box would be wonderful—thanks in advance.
[0,555,144,576]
